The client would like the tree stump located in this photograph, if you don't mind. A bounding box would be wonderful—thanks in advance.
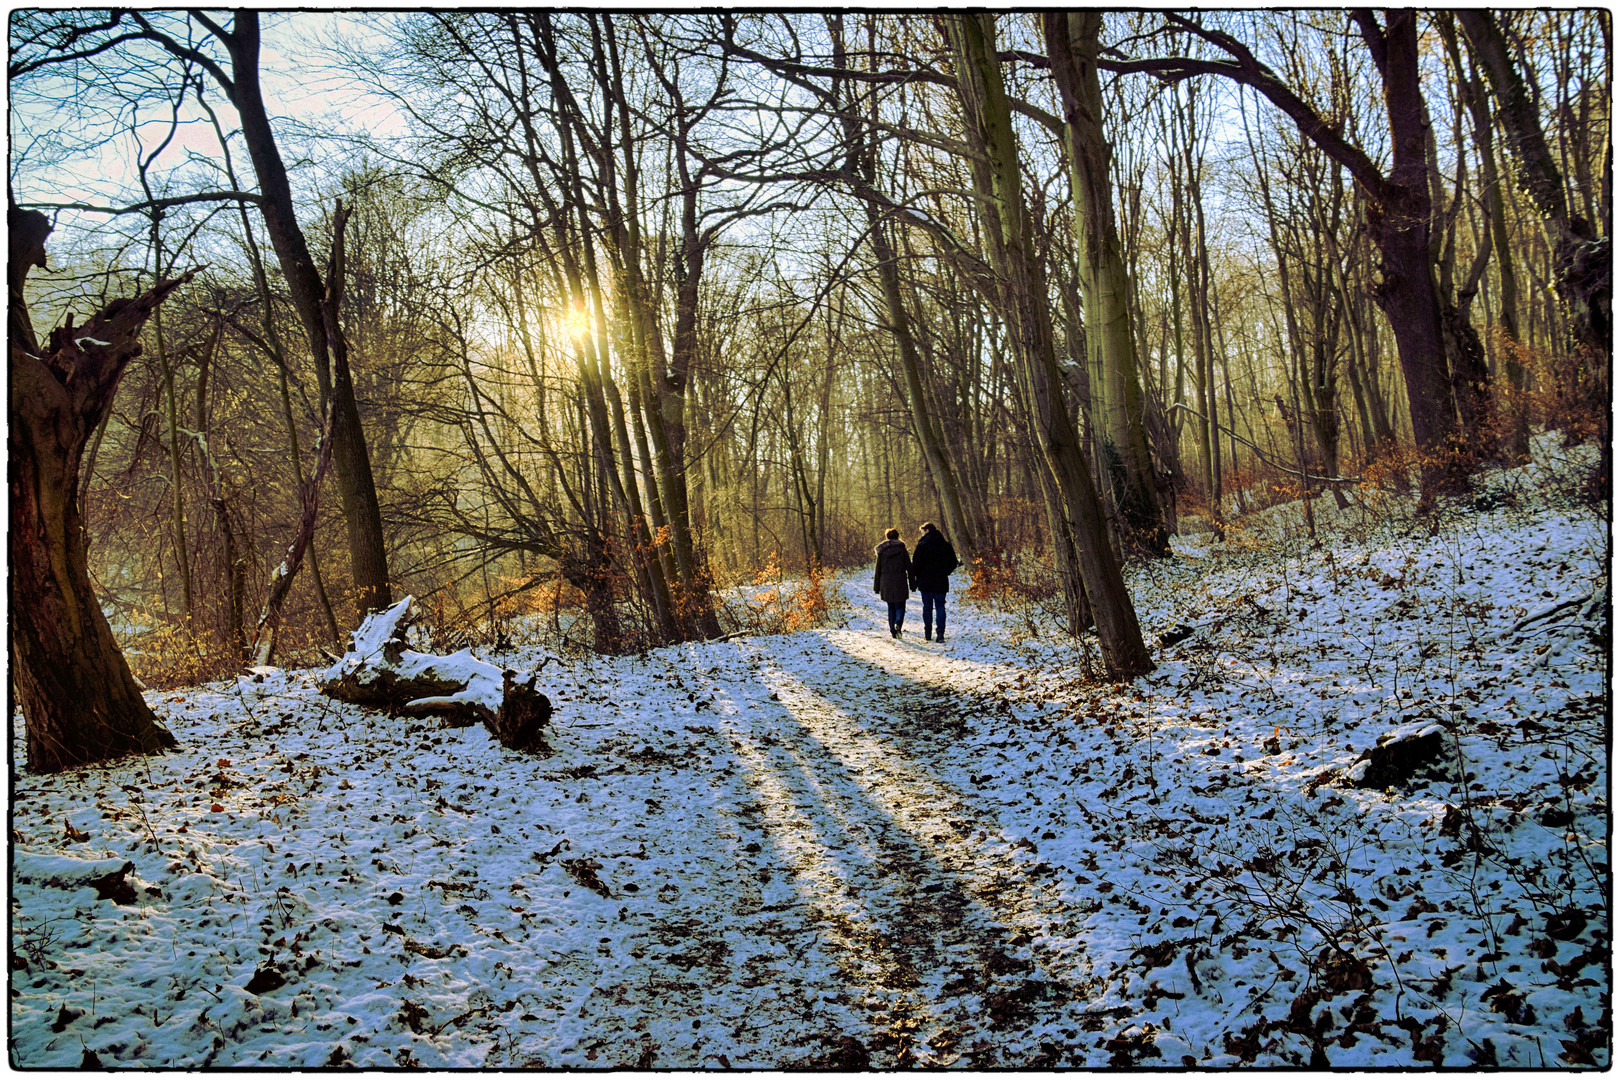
[318,597,551,752]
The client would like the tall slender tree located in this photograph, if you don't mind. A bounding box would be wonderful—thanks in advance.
[949,13,1153,678]
[1043,12,1170,557]
[1457,10,1610,359]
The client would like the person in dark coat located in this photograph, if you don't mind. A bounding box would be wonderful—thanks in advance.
[908,521,960,642]
[873,527,912,638]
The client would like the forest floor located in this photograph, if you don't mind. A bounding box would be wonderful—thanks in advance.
[9,439,1610,1068]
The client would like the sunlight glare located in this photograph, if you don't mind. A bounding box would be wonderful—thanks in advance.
[566,305,591,341]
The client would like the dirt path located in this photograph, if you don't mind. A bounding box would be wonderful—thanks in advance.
[559,628,1107,1068]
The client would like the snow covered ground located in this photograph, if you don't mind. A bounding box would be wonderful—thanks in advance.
[10,449,1609,1068]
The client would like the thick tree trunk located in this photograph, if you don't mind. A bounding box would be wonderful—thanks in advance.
[1357,12,1460,466]
[1044,12,1169,558]
[9,206,181,773]
[949,13,1153,678]
[658,180,725,640]
[1369,209,1456,454]
[1109,13,1460,476]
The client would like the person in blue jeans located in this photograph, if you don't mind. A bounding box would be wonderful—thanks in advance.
[908,522,960,643]
[873,528,912,638]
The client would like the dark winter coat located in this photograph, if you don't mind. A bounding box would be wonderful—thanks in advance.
[909,530,960,593]
[873,539,912,605]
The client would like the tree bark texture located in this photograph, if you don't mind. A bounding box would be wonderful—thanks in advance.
[9,206,181,773]
[319,598,551,752]
[949,13,1153,678]
[1043,12,1170,558]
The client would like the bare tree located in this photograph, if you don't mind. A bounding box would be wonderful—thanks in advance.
[12,11,394,618]
[948,13,1152,677]
[1107,13,1463,472]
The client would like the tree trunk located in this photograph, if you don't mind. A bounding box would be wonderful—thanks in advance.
[249,201,355,666]
[319,598,551,752]
[194,320,248,659]
[223,12,392,616]
[1108,12,1459,472]
[1356,12,1460,467]
[1457,10,1611,358]
[864,204,980,554]
[9,206,181,773]
[949,13,1152,678]
[1443,15,1530,460]
[1044,12,1169,558]
[148,280,195,635]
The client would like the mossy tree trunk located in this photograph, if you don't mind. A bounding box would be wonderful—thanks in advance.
[948,13,1153,678]
[1044,12,1170,558]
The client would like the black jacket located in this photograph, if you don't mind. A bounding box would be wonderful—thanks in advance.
[873,539,912,604]
[909,530,959,593]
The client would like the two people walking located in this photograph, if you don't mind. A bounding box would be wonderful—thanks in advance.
[873,522,959,641]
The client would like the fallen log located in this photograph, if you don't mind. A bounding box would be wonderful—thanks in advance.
[14,852,137,904]
[318,597,551,752]
[1345,721,1455,790]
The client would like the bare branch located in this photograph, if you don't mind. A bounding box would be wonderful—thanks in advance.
[20,191,263,219]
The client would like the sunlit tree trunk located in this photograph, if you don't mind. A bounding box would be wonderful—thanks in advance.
[1044,12,1169,558]
[949,13,1152,677]
[202,87,343,644]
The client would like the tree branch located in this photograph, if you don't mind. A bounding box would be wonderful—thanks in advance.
[1170,402,1361,485]
[722,36,1065,136]
[21,191,263,217]
[1100,43,1392,206]
[126,12,235,98]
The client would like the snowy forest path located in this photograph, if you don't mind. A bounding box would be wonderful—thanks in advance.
[570,626,1107,1067]
[736,627,1102,1063]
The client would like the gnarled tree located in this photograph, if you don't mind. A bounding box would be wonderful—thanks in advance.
[9,205,182,772]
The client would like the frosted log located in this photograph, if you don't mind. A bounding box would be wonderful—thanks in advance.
[318,597,551,752]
